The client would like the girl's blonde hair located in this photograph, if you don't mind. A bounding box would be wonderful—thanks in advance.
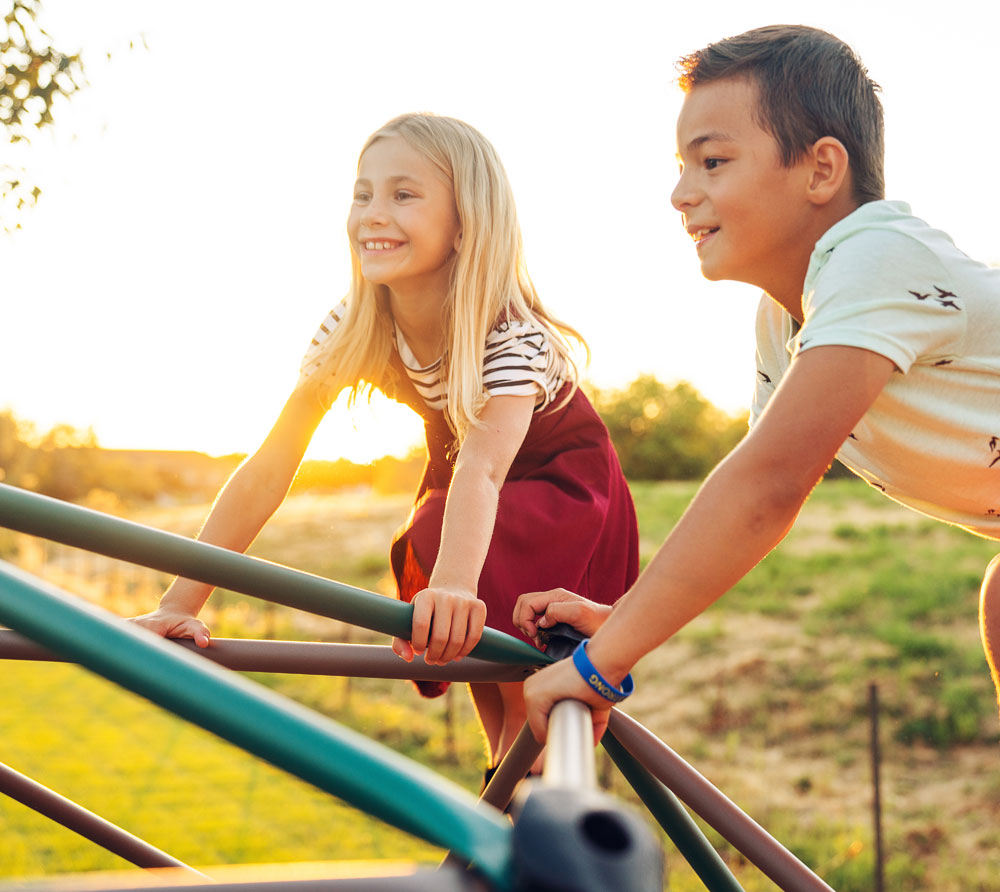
[305,112,587,443]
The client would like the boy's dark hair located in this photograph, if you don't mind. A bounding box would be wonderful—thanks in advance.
[677,25,885,206]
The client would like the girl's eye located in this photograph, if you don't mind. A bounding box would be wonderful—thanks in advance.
[353,192,371,202]
[395,190,415,201]
[705,158,725,170]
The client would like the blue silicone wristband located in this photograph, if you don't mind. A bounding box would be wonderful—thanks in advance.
[571,639,633,703]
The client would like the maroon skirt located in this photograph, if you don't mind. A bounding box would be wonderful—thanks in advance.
[388,382,639,696]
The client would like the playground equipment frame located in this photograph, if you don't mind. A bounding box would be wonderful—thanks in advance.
[0,483,837,891]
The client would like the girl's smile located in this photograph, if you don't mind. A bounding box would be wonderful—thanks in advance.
[360,238,406,253]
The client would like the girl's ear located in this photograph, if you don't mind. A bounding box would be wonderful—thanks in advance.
[453,230,463,252]
[807,136,850,206]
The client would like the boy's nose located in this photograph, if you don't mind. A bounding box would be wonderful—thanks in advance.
[670,169,699,212]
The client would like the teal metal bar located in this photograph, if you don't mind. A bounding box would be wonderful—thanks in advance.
[0,483,546,666]
[602,732,744,892]
[0,560,513,889]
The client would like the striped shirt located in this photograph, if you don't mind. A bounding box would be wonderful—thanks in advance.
[299,300,567,412]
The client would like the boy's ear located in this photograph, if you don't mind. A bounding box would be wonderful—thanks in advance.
[806,137,851,206]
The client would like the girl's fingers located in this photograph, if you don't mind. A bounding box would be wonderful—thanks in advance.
[392,636,415,662]
[457,603,487,660]
[186,621,212,649]
[441,600,486,663]
[410,594,436,655]
[424,599,455,664]
[435,608,468,664]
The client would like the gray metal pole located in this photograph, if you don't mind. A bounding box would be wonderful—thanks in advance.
[0,762,204,875]
[608,710,835,892]
[510,701,664,890]
[542,699,596,789]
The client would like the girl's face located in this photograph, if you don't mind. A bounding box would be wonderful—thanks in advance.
[348,135,461,301]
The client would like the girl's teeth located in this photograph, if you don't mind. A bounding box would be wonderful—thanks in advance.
[365,241,396,250]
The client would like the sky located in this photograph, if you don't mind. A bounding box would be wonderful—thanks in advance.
[3,0,999,462]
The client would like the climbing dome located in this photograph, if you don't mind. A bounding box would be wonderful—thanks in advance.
[0,483,836,891]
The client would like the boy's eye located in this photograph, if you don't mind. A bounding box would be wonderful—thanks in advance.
[353,191,371,202]
[395,190,416,201]
[704,158,725,170]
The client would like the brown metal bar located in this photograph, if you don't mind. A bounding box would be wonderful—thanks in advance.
[607,710,835,892]
[0,630,533,682]
[480,724,543,812]
[0,866,488,892]
[0,761,204,875]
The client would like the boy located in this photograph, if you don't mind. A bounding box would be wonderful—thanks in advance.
[513,24,1000,742]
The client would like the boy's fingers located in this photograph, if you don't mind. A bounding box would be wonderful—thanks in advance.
[513,589,566,633]
[539,600,586,628]
[591,709,611,745]
[526,699,550,744]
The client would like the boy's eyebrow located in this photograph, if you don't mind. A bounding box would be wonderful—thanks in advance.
[680,132,737,155]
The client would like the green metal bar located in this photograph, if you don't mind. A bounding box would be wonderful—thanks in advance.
[0,483,547,666]
[603,732,744,892]
[0,560,513,889]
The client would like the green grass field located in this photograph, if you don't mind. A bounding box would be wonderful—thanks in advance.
[2,479,1000,890]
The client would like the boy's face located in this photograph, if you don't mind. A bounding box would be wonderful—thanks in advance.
[671,76,816,298]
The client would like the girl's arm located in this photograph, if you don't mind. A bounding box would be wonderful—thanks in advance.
[396,393,534,665]
[520,345,896,742]
[132,386,327,646]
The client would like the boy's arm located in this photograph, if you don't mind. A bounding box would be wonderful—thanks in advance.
[523,345,896,741]
[402,393,534,665]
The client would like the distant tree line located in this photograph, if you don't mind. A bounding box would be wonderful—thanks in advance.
[591,375,749,480]
[0,377,756,508]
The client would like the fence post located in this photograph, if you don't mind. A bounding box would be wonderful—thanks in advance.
[869,682,885,892]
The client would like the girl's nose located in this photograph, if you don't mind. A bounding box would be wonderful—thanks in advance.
[361,196,389,225]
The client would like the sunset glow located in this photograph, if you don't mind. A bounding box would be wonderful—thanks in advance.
[4,1,999,463]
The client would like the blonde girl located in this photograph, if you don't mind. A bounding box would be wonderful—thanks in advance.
[136,113,638,779]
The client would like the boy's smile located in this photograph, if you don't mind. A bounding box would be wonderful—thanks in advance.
[671,76,819,313]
